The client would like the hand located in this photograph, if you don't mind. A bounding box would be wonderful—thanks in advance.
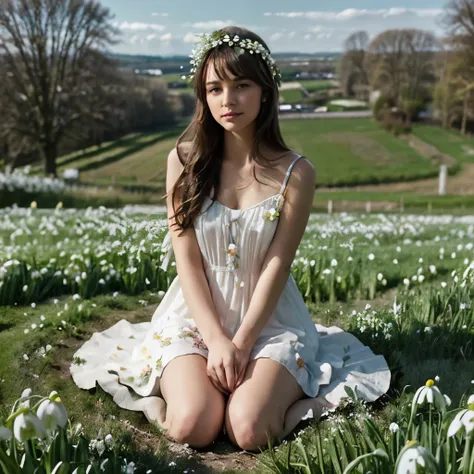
[232,340,252,389]
[206,334,241,395]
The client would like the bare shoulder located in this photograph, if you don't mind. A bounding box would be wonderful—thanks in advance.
[285,152,316,202]
[286,151,316,185]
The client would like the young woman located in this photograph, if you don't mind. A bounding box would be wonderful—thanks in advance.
[71,26,390,452]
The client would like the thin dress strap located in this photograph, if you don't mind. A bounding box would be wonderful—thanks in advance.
[278,153,304,197]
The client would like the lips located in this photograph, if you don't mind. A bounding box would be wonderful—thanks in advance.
[222,112,242,117]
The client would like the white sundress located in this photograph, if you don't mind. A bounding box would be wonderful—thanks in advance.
[70,154,390,425]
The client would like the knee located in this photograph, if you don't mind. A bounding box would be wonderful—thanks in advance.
[225,405,282,452]
[167,408,224,448]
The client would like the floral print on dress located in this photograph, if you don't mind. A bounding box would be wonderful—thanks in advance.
[178,325,208,350]
[138,364,152,387]
[155,355,163,372]
[152,332,172,348]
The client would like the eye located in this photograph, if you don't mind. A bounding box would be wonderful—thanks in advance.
[237,83,249,89]
[208,87,220,93]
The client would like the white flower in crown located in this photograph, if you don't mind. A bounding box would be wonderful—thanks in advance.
[263,207,279,222]
[184,30,282,85]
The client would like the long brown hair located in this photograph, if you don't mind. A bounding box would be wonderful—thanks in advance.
[166,25,290,234]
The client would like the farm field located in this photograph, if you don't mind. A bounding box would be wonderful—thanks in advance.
[1,207,473,472]
[412,124,474,163]
[43,119,445,189]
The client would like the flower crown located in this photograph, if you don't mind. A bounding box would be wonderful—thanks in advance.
[182,30,282,86]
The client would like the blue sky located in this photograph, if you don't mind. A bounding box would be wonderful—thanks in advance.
[100,0,448,56]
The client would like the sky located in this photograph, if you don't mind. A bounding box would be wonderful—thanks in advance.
[100,0,448,56]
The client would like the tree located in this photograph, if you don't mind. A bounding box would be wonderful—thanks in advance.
[441,0,474,133]
[340,31,370,99]
[367,29,440,121]
[0,0,120,176]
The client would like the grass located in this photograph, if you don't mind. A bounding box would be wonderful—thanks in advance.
[412,124,474,163]
[300,80,335,92]
[280,89,305,103]
[44,118,441,190]
[18,119,474,211]
[1,210,473,472]
[283,119,440,186]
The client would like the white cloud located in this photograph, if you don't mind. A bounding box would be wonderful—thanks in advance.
[183,32,201,43]
[144,32,172,42]
[151,12,169,17]
[183,20,234,30]
[118,21,165,31]
[270,32,283,41]
[263,8,443,21]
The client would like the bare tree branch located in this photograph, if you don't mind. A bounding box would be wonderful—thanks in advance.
[0,0,120,175]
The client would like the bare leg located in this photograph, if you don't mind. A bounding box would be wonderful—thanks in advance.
[279,396,335,441]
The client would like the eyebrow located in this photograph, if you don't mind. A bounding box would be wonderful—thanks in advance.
[206,76,247,86]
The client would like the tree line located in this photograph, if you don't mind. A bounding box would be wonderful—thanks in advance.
[340,0,474,135]
[0,0,192,176]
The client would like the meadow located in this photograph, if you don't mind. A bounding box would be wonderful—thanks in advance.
[1,206,473,472]
[33,119,448,190]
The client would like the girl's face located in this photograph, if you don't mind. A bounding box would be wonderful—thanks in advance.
[204,60,264,133]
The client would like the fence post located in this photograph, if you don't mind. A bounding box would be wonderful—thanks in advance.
[439,164,447,196]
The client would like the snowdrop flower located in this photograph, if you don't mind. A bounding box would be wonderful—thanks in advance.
[37,391,68,434]
[447,395,474,437]
[331,259,338,267]
[389,422,400,433]
[105,433,114,448]
[13,412,47,442]
[368,253,375,261]
[395,441,438,473]
[412,379,446,413]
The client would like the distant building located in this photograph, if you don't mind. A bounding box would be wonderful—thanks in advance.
[134,68,163,76]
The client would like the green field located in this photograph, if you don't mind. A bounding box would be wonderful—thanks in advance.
[412,124,474,163]
[300,79,335,92]
[280,88,305,103]
[46,119,443,190]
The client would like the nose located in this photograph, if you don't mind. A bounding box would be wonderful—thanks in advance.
[222,87,236,107]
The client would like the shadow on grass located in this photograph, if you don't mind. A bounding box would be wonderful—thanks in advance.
[57,133,143,169]
[78,128,185,173]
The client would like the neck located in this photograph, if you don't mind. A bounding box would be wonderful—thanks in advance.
[223,122,258,167]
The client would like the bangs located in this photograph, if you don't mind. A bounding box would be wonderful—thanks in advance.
[204,45,265,84]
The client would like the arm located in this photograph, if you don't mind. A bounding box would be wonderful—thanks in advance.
[165,147,226,347]
[232,158,316,352]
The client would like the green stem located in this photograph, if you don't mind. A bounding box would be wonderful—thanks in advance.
[462,434,470,474]
[429,404,432,453]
